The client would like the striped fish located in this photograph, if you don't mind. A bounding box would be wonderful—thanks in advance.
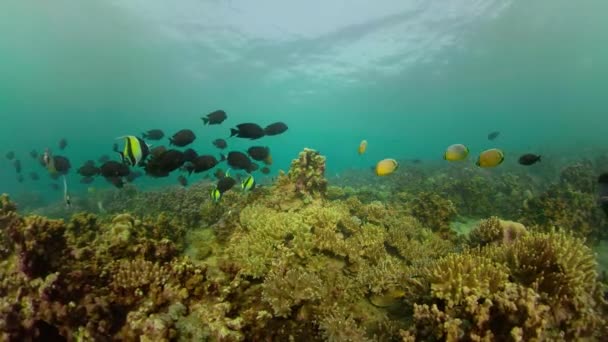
[117,136,150,166]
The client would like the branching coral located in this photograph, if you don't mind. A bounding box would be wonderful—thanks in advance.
[408,192,457,238]
[278,148,327,200]
[468,216,527,247]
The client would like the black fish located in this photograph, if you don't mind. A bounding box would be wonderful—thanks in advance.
[13,160,22,173]
[230,123,265,140]
[247,146,270,161]
[78,164,100,177]
[100,161,130,178]
[53,156,71,174]
[261,166,271,175]
[169,129,196,147]
[80,176,95,184]
[58,138,68,150]
[599,173,608,218]
[247,162,259,173]
[264,122,288,136]
[217,176,236,193]
[202,110,227,125]
[142,129,165,140]
[213,139,227,149]
[5,151,15,160]
[183,148,198,163]
[227,151,252,171]
[29,150,38,159]
[186,154,224,174]
[145,149,185,178]
[29,172,39,181]
[487,131,500,141]
[178,175,188,187]
[17,174,24,183]
[518,154,541,166]
[106,176,124,189]
[125,170,143,183]
[98,155,110,163]
[214,168,225,179]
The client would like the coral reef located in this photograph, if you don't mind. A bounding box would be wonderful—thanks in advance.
[402,230,608,341]
[2,149,608,341]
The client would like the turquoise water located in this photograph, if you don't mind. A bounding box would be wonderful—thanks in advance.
[1,0,607,202]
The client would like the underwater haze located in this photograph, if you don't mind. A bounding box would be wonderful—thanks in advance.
[2,0,607,196]
[2,1,608,341]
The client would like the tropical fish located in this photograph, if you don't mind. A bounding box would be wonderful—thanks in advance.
[58,138,68,150]
[178,175,188,187]
[53,156,71,175]
[444,144,469,162]
[169,129,196,147]
[210,188,222,203]
[142,129,165,140]
[230,123,265,140]
[213,138,228,149]
[100,161,130,178]
[227,151,253,171]
[13,160,22,173]
[186,154,224,174]
[358,140,367,155]
[78,163,100,177]
[144,149,186,178]
[202,110,227,125]
[217,176,236,193]
[518,154,541,166]
[375,158,398,176]
[487,131,500,141]
[476,148,505,168]
[117,136,150,166]
[264,122,288,136]
[247,146,270,162]
[183,148,198,163]
[241,174,255,191]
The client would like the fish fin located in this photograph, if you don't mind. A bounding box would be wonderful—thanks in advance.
[537,156,541,162]
[219,153,226,162]
[202,117,209,124]
[114,135,130,140]
[230,128,239,137]
[115,151,126,164]
[141,133,147,139]
[168,138,174,145]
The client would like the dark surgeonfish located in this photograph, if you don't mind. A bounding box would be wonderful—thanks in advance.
[53,156,71,175]
[100,161,130,178]
[247,146,270,162]
[13,160,22,173]
[213,139,227,149]
[518,154,541,166]
[58,138,68,150]
[487,131,500,141]
[117,136,150,166]
[202,110,227,125]
[227,151,252,171]
[264,122,288,136]
[169,129,196,147]
[599,173,608,218]
[183,148,198,163]
[142,129,165,140]
[145,149,186,177]
[78,163,100,177]
[230,123,265,140]
[186,154,225,174]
